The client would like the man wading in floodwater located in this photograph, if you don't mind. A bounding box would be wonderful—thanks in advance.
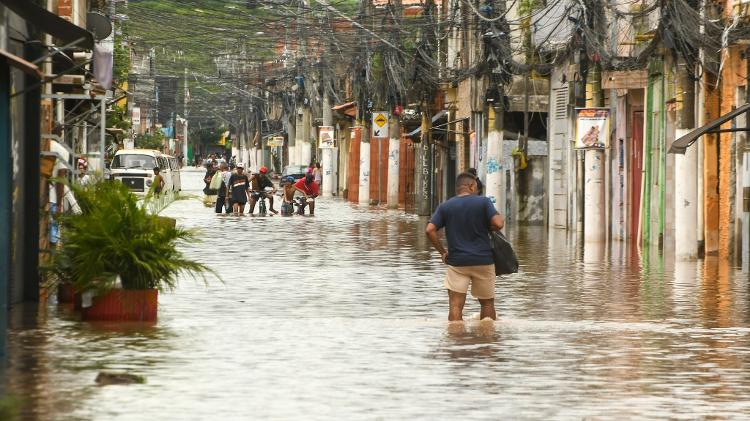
[425,172,505,321]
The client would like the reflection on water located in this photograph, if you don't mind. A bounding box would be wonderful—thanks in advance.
[3,169,750,419]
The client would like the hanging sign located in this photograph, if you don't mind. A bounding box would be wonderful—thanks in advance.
[372,112,389,138]
[575,108,610,149]
[318,126,335,148]
[267,136,284,147]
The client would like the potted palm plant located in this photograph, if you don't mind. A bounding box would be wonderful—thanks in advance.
[53,179,211,321]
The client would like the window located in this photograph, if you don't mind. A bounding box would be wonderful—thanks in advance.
[554,87,568,120]
[111,154,157,170]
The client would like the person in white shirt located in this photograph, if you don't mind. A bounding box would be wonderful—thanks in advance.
[215,162,232,214]
[77,164,91,186]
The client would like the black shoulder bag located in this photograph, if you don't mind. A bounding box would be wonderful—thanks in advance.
[490,231,519,275]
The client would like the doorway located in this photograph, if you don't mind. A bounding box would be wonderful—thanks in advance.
[630,111,644,242]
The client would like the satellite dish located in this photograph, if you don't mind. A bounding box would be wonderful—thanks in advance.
[86,12,112,41]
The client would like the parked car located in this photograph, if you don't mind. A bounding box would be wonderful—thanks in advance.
[110,149,180,194]
[281,165,308,183]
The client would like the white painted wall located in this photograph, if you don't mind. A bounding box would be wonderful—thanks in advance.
[358,141,370,204]
[387,137,400,208]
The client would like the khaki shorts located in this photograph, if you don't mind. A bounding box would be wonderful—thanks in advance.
[444,264,496,299]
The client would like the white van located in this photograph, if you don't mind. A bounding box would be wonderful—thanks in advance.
[110,149,178,194]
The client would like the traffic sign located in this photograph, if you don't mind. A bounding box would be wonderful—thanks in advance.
[372,112,389,138]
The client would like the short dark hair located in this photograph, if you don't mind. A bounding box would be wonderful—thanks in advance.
[305,174,314,184]
[153,166,160,172]
[455,172,476,190]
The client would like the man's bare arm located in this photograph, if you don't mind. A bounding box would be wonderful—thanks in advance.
[425,223,448,263]
[293,186,307,197]
[490,214,505,231]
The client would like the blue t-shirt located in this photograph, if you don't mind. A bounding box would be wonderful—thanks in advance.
[429,195,498,266]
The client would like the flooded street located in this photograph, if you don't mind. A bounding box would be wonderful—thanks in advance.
[4,169,750,420]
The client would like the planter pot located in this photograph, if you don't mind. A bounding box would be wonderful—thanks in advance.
[57,283,84,310]
[57,282,77,304]
[82,289,158,322]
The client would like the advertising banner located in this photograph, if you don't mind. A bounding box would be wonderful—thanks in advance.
[318,126,335,148]
[575,108,610,149]
[132,107,141,126]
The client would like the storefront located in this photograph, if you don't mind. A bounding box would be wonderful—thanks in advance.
[0,0,93,356]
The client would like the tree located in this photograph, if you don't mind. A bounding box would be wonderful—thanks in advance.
[113,35,131,88]
[193,125,226,146]
[135,131,166,150]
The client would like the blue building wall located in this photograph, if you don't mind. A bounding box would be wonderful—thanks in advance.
[1,59,10,357]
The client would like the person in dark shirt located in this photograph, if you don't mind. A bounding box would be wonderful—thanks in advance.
[203,161,217,195]
[425,172,505,321]
[248,166,278,214]
[468,167,483,196]
[228,163,250,214]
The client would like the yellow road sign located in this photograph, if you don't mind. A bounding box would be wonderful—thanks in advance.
[374,113,387,127]
[372,112,389,138]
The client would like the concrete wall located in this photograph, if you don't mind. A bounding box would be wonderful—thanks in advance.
[516,156,547,225]
[504,139,547,225]
[547,65,571,229]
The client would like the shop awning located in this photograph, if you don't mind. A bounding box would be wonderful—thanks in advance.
[332,101,355,110]
[0,0,94,50]
[669,103,750,154]
[332,101,357,118]
[405,110,449,137]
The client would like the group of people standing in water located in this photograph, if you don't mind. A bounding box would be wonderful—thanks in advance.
[203,161,320,216]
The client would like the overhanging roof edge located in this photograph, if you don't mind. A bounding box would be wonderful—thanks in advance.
[669,102,750,154]
[0,0,95,50]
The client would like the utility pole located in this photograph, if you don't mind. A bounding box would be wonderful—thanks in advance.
[291,0,304,167]
[484,0,506,217]
[485,102,504,214]
[322,91,334,197]
[287,111,296,167]
[183,67,188,162]
[583,61,605,243]
[359,118,371,205]
[301,105,312,166]
[456,118,469,174]
[259,106,266,169]
[357,0,372,205]
[742,50,750,270]
[415,102,432,215]
[387,112,400,209]
[321,9,335,197]
[674,59,698,260]
[295,108,304,167]
[386,0,402,209]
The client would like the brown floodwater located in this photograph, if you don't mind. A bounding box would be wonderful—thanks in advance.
[2,169,750,419]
